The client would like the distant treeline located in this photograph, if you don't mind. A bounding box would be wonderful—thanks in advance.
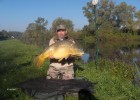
[0,30,23,40]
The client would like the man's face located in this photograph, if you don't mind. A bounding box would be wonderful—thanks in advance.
[57,29,67,39]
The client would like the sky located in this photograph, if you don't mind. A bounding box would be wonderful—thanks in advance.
[0,0,140,32]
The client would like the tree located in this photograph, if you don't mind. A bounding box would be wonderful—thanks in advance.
[0,30,7,40]
[22,17,48,45]
[136,10,140,29]
[115,2,136,33]
[50,17,74,33]
[35,17,48,33]
[82,0,137,35]
[83,0,116,34]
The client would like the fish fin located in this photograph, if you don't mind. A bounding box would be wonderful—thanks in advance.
[58,58,63,62]
[34,48,50,67]
[34,54,46,67]
[65,56,69,60]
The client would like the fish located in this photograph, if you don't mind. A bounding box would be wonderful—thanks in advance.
[34,40,84,67]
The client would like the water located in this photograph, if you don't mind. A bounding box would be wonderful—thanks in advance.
[80,41,140,69]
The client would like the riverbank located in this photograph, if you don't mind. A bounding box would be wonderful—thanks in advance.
[0,39,140,100]
[82,33,140,44]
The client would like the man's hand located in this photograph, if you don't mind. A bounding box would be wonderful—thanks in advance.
[49,55,54,59]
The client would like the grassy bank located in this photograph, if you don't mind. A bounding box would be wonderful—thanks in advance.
[0,39,140,100]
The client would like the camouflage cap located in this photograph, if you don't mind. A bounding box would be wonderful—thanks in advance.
[56,24,66,31]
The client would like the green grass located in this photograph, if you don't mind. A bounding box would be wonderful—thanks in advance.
[0,39,140,100]
[75,61,140,100]
[0,39,49,100]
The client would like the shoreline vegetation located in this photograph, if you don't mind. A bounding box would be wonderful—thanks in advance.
[0,39,140,100]
[82,33,140,44]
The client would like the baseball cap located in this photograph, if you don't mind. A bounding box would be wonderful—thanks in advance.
[56,24,66,31]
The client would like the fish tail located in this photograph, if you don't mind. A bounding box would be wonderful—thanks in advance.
[34,54,46,67]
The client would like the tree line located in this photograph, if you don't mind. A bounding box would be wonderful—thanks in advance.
[83,0,140,35]
[0,30,22,40]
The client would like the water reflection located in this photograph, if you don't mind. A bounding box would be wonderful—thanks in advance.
[80,41,140,69]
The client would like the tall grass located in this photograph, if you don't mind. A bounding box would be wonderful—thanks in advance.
[0,39,140,100]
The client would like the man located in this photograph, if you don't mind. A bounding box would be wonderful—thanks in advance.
[46,24,75,80]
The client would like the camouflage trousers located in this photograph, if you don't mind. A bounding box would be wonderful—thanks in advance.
[46,65,74,80]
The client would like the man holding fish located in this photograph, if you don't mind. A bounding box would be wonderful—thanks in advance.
[34,24,84,80]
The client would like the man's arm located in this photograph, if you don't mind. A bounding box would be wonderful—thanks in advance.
[49,38,55,59]
[49,38,55,46]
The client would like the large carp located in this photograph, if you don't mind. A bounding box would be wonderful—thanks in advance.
[34,40,84,67]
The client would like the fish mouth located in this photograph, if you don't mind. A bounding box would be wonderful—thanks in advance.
[78,52,84,56]
[71,52,84,57]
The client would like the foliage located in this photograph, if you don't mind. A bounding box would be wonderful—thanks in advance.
[99,33,140,42]
[83,35,96,43]
[21,17,48,46]
[0,30,22,40]
[82,0,139,35]
[76,60,140,100]
[98,59,136,79]
[136,10,140,32]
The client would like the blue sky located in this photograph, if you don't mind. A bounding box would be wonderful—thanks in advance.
[0,0,140,32]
